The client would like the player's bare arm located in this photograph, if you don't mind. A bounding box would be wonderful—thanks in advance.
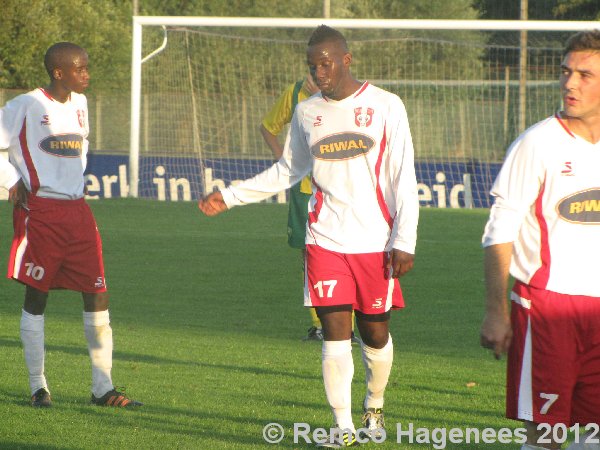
[480,242,513,359]
[8,179,27,208]
[259,124,284,160]
[198,191,228,216]
[387,249,414,279]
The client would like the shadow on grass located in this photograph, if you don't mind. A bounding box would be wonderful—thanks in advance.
[0,389,324,449]
[0,336,320,381]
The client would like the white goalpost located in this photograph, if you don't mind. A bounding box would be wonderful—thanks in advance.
[130,17,600,206]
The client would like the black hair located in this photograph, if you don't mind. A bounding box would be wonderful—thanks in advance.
[44,42,85,78]
[308,25,348,51]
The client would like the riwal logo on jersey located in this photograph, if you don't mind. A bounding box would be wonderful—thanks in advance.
[311,132,375,161]
[354,107,374,127]
[39,134,83,158]
[557,188,600,224]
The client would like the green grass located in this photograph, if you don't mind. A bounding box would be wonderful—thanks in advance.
[0,200,519,449]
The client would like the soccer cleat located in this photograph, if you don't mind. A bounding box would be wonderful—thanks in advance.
[360,408,385,440]
[31,387,52,407]
[303,326,323,341]
[91,388,143,408]
[316,426,360,448]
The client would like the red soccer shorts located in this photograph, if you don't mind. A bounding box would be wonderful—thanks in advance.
[303,244,404,314]
[8,195,107,293]
[507,281,600,426]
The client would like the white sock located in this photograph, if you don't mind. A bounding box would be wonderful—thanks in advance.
[361,335,393,410]
[83,310,114,398]
[20,309,48,395]
[322,340,354,432]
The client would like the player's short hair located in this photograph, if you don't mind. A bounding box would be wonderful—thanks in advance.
[563,30,600,57]
[44,42,85,78]
[308,25,348,52]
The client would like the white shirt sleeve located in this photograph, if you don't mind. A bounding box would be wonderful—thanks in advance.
[388,99,419,254]
[482,133,545,247]
[0,97,26,149]
[0,155,19,190]
[221,109,312,209]
[81,96,90,171]
[0,98,22,189]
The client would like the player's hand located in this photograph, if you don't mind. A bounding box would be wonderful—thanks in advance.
[198,191,228,216]
[386,249,414,278]
[306,73,319,95]
[480,310,512,360]
[8,179,27,208]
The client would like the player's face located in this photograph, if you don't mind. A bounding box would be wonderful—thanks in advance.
[560,50,600,122]
[307,41,351,101]
[57,51,90,94]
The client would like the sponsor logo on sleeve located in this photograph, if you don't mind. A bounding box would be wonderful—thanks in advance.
[311,132,375,161]
[38,134,83,158]
[556,188,600,224]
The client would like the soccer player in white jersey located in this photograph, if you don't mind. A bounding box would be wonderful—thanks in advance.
[0,42,141,409]
[200,25,419,447]
[481,30,600,450]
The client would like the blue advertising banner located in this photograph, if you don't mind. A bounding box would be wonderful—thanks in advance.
[84,154,501,208]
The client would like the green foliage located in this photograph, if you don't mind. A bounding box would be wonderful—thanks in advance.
[0,0,486,91]
[0,0,131,91]
[474,0,600,20]
[139,0,323,17]
[553,0,600,20]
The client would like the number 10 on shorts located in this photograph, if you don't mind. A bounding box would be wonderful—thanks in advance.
[24,263,45,281]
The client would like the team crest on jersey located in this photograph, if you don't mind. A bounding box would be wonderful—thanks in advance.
[311,132,375,161]
[39,134,83,158]
[77,109,86,128]
[556,188,600,224]
[354,107,374,127]
[40,115,51,126]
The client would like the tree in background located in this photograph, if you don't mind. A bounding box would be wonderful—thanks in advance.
[553,0,600,20]
[0,0,131,92]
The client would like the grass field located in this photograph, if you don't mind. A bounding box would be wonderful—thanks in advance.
[0,200,520,449]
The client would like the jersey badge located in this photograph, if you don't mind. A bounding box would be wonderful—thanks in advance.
[313,115,323,127]
[311,132,375,161]
[556,188,600,224]
[39,134,83,158]
[77,110,86,128]
[40,115,51,126]
[354,107,374,127]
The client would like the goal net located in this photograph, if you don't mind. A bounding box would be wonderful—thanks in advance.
[130,17,598,207]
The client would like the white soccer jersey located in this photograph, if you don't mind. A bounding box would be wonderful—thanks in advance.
[0,154,19,190]
[221,82,419,254]
[482,113,600,296]
[0,88,89,199]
